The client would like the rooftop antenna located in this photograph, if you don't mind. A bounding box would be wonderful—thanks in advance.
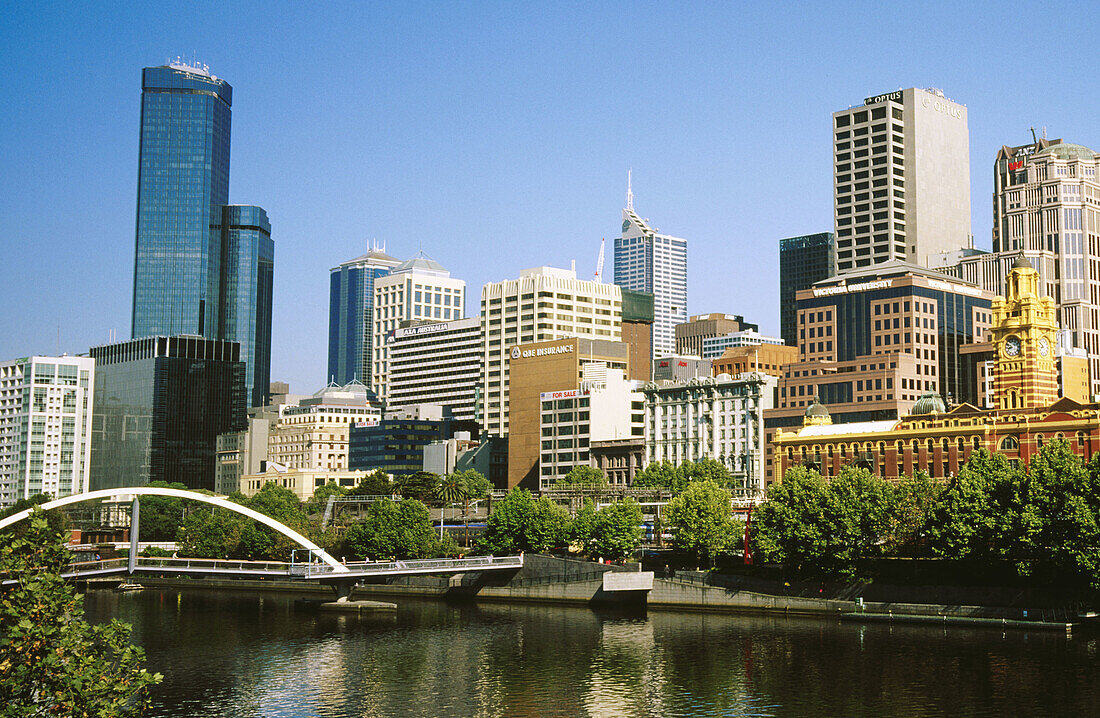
[626,169,634,211]
[1042,126,1047,140]
[595,238,605,282]
[1029,127,1038,144]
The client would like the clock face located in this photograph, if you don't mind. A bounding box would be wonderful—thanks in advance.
[622,219,631,233]
[1004,337,1021,357]
[1038,337,1050,357]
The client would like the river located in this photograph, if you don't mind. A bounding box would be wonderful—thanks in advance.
[83,587,1099,717]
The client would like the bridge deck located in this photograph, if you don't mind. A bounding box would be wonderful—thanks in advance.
[2,554,524,586]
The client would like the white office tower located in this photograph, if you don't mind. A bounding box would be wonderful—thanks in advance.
[481,266,622,437]
[614,177,688,358]
[833,88,971,272]
[388,317,481,421]
[371,252,466,401]
[0,356,95,506]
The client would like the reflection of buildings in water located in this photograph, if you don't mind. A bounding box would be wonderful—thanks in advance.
[584,618,658,717]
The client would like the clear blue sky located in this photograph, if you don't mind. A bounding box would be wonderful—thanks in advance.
[2,2,1098,392]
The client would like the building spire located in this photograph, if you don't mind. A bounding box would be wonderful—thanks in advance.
[626,169,634,210]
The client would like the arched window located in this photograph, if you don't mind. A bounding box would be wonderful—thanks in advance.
[1000,435,1019,451]
[1035,434,1044,449]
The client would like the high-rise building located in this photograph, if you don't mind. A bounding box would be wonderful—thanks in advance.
[387,317,481,422]
[779,233,836,347]
[951,138,1100,396]
[89,336,246,491]
[675,313,760,358]
[614,179,687,358]
[220,205,274,408]
[480,266,622,438]
[327,247,401,385]
[832,88,971,272]
[130,61,273,407]
[620,289,655,381]
[372,253,465,400]
[0,356,95,506]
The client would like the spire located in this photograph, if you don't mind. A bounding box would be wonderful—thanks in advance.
[626,169,634,211]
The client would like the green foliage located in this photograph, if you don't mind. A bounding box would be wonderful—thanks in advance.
[554,465,608,488]
[885,472,943,556]
[927,449,1014,561]
[0,493,69,537]
[343,499,439,560]
[681,458,734,487]
[395,471,442,504]
[590,499,644,561]
[0,509,162,714]
[435,473,469,506]
[176,506,247,559]
[477,488,569,554]
[136,481,189,542]
[452,469,491,500]
[347,469,393,497]
[632,458,734,494]
[139,545,173,558]
[666,480,740,566]
[569,499,599,550]
[632,460,682,492]
[306,482,347,514]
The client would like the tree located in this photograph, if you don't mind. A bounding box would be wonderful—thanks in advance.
[176,505,248,559]
[666,480,740,567]
[0,493,68,536]
[306,481,347,515]
[395,471,441,504]
[452,469,492,501]
[554,465,608,488]
[135,481,189,542]
[681,458,733,488]
[436,472,469,507]
[477,489,569,554]
[569,498,599,553]
[347,469,393,497]
[632,460,683,492]
[343,499,439,560]
[885,471,942,556]
[0,510,162,714]
[591,499,644,561]
[927,449,1015,562]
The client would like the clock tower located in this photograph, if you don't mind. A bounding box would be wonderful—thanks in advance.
[990,256,1059,409]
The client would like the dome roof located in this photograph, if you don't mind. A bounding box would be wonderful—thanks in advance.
[394,251,449,276]
[1012,254,1033,270]
[805,397,830,417]
[911,391,946,415]
[1034,142,1099,161]
[803,396,832,426]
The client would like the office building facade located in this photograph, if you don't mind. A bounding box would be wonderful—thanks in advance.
[89,336,246,491]
[833,88,971,272]
[267,382,382,472]
[674,314,759,358]
[0,356,95,506]
[372,253,465,400]
[779,232,836,347]
[131,61,273,407]
[481,266,622,438]
[614,187,687,358]
[387,317,481,422]
[348,405,449,476]
[327,247,400,385]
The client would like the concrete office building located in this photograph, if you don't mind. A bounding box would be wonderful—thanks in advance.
[0,356,95,506]
[215,416,270,496]
[620,289,655,381]
[506,338,629,489]
[267,382,381,472]
[779,232,836,348]
[652,356,711,383]
[712,344,798,380]
[536,366,644,490]
[675,314,759,358]
[481,266,622,438]
[949,138,1100,396]
[833,88,971,272]
[614,180,687,358]
[89,336,246,491]
[327,246,401,386]
[387,317,480,422]
[702,329,786,360]
[642,372,775,499]
[349,404,450,476]
[372,252,465,401]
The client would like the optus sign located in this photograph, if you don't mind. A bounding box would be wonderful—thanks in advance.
[510,344,574,360]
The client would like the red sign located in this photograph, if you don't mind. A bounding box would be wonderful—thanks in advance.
[658,361,669,367]
[1008,160,1023,171]
[678,361,688,367]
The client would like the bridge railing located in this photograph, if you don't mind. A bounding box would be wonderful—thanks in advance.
[133,557,295,574]
[294,554,525,578]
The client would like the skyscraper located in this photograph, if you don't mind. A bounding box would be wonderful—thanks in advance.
[614,177,687,358]
[327,246,400,385]
[130,60,273,406]
[832,88,971,272]
[779,232,835,348]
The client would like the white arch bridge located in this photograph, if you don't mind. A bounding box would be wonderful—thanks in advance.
[0,487,522,595]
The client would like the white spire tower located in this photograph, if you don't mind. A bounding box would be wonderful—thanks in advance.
[626,169,634,211]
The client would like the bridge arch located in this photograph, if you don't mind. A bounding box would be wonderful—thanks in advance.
[0,487,349,573]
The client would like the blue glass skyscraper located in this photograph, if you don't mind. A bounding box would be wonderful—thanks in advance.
[132,61,232,338]
[327,247,400,385]
[130,61,273,407]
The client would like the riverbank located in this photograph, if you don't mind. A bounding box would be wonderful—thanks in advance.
[87,554,1091,631]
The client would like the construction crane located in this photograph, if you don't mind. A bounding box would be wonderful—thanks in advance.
[594,238,605,282]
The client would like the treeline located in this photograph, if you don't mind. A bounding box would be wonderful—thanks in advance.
[753,441,1100,588]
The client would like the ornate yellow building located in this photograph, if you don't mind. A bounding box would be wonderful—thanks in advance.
[773,257,1100,482]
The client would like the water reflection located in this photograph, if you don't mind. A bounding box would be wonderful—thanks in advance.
[82,590,1099,718]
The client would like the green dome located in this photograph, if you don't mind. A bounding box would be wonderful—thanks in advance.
[805,396,830,418]
[1034,143,1099,161]
[911,391,946,415]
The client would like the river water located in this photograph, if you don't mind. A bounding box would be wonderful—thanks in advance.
[83,588,1099,717]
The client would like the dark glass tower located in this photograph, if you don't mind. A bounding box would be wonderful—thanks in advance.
[221,205,274,408]
[132,62,232,339]
[779,232,835,347]
[327,248,400,385]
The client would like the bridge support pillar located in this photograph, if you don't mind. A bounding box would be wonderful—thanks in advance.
[331,581,358,603]
[128,497,140,575]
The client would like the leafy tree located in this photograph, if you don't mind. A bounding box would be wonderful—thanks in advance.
[554,465,608,488]
[0,492,68,536]
[452,469,492,500]
[343,499,439,560]
[436,472,469,507]
[591,499,644,561]
[632,460,684,493]
[395,471,442,504]
[135,481,189,542]
[666,480,740,567]
[569,498,599,552]
[927,449,1015,562]
[681,458,734,487]
[347,469,393,497]
[477,489,569,554]
[0,510,162,714]
[176,505,248,559]
[885,471,942,556]
[245,482,305,525]
[306,481,347,515]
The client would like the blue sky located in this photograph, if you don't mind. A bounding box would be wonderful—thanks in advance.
[2,2,1098,392]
